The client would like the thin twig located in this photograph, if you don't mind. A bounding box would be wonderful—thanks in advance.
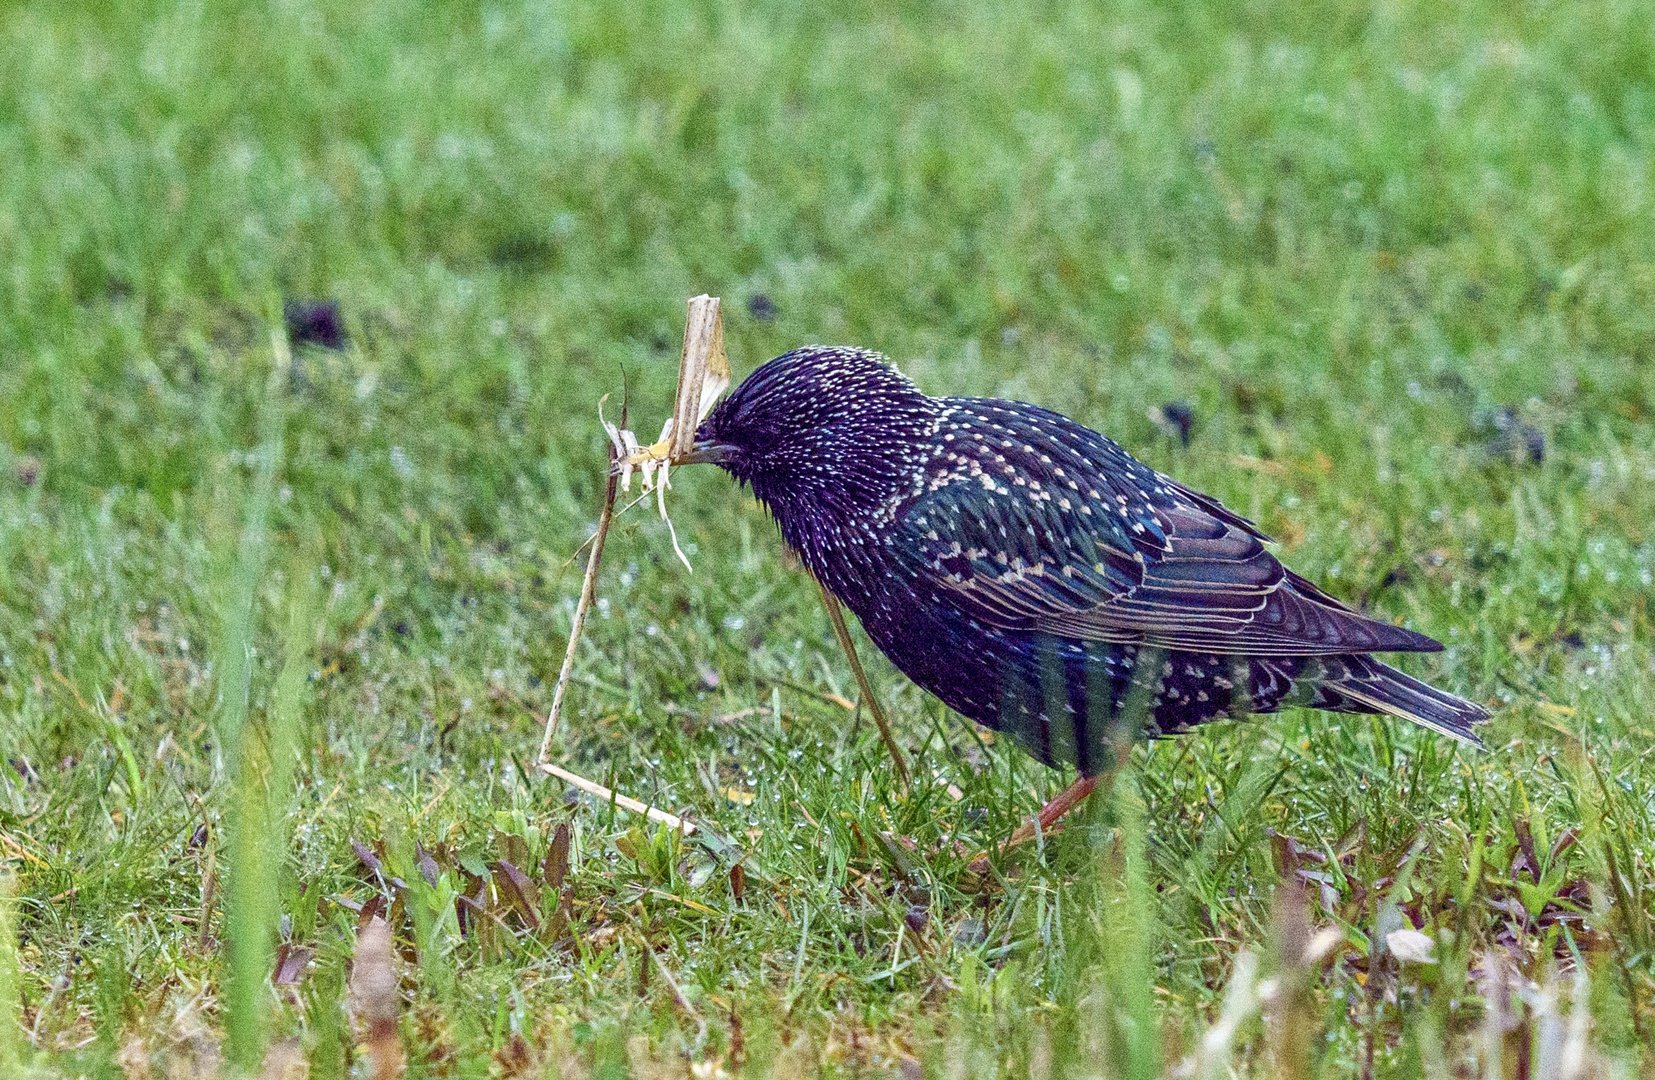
[537,762,696,835]
[539,445,620,763]
[816,580,909,788]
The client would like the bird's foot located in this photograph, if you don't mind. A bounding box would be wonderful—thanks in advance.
[964,773,1100,881]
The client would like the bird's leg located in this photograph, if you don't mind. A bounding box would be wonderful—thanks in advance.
[816,580,910,789]
[965,772,1100,879]
[1006,772,1101,848]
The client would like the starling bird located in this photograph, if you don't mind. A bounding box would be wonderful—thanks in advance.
[685,347,1487,776]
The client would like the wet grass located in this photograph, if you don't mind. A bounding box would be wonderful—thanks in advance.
[1,0,1653,1075]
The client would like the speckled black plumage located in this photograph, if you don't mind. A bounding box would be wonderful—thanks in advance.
[693,347,1488,774]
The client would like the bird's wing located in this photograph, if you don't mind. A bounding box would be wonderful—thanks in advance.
[888,459,1147,629]
[891,400,1441,657]
[1042,500,1442,655]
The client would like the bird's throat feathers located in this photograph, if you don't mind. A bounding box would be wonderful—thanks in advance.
[745,403,935,575]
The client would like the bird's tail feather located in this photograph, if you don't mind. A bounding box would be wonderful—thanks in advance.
[1324,658,1489,745]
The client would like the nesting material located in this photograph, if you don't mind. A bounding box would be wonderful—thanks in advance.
[541,762,696,835]
[602,294,731,571]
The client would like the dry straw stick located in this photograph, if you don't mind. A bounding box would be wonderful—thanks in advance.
[669,295,730,459]
[536,442,618,764]
[541,762,696,835]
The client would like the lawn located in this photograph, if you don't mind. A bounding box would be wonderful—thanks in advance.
[1,0,1653,1076]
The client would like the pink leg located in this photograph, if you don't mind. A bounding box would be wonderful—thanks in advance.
[966,773,1100,877]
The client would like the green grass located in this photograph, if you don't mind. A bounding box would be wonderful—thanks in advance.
[1,0,1653,1075]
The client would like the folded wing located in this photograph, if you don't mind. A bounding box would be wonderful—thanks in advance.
[892,401,1440,657]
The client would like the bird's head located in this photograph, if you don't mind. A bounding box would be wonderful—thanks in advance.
[684,346,937,543]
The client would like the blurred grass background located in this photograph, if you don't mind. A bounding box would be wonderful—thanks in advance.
[0,0,1652,1076]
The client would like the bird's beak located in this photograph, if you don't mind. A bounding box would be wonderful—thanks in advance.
[676,439,738,467]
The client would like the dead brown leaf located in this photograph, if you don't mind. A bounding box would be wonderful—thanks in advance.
[350,916,404,1080]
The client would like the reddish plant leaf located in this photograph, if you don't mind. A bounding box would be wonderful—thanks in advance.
[1549,826,1580,865]
[351,839,384,876]
[1268,829,1301,876]
[415,842,440,888]
[456,874,488,937]
[493,860,540,929]
[1513,817,1541,884]
[273,942,313,985]
[542,823,570,894]
[356,893,387,936]
[493,1033,535,1078]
